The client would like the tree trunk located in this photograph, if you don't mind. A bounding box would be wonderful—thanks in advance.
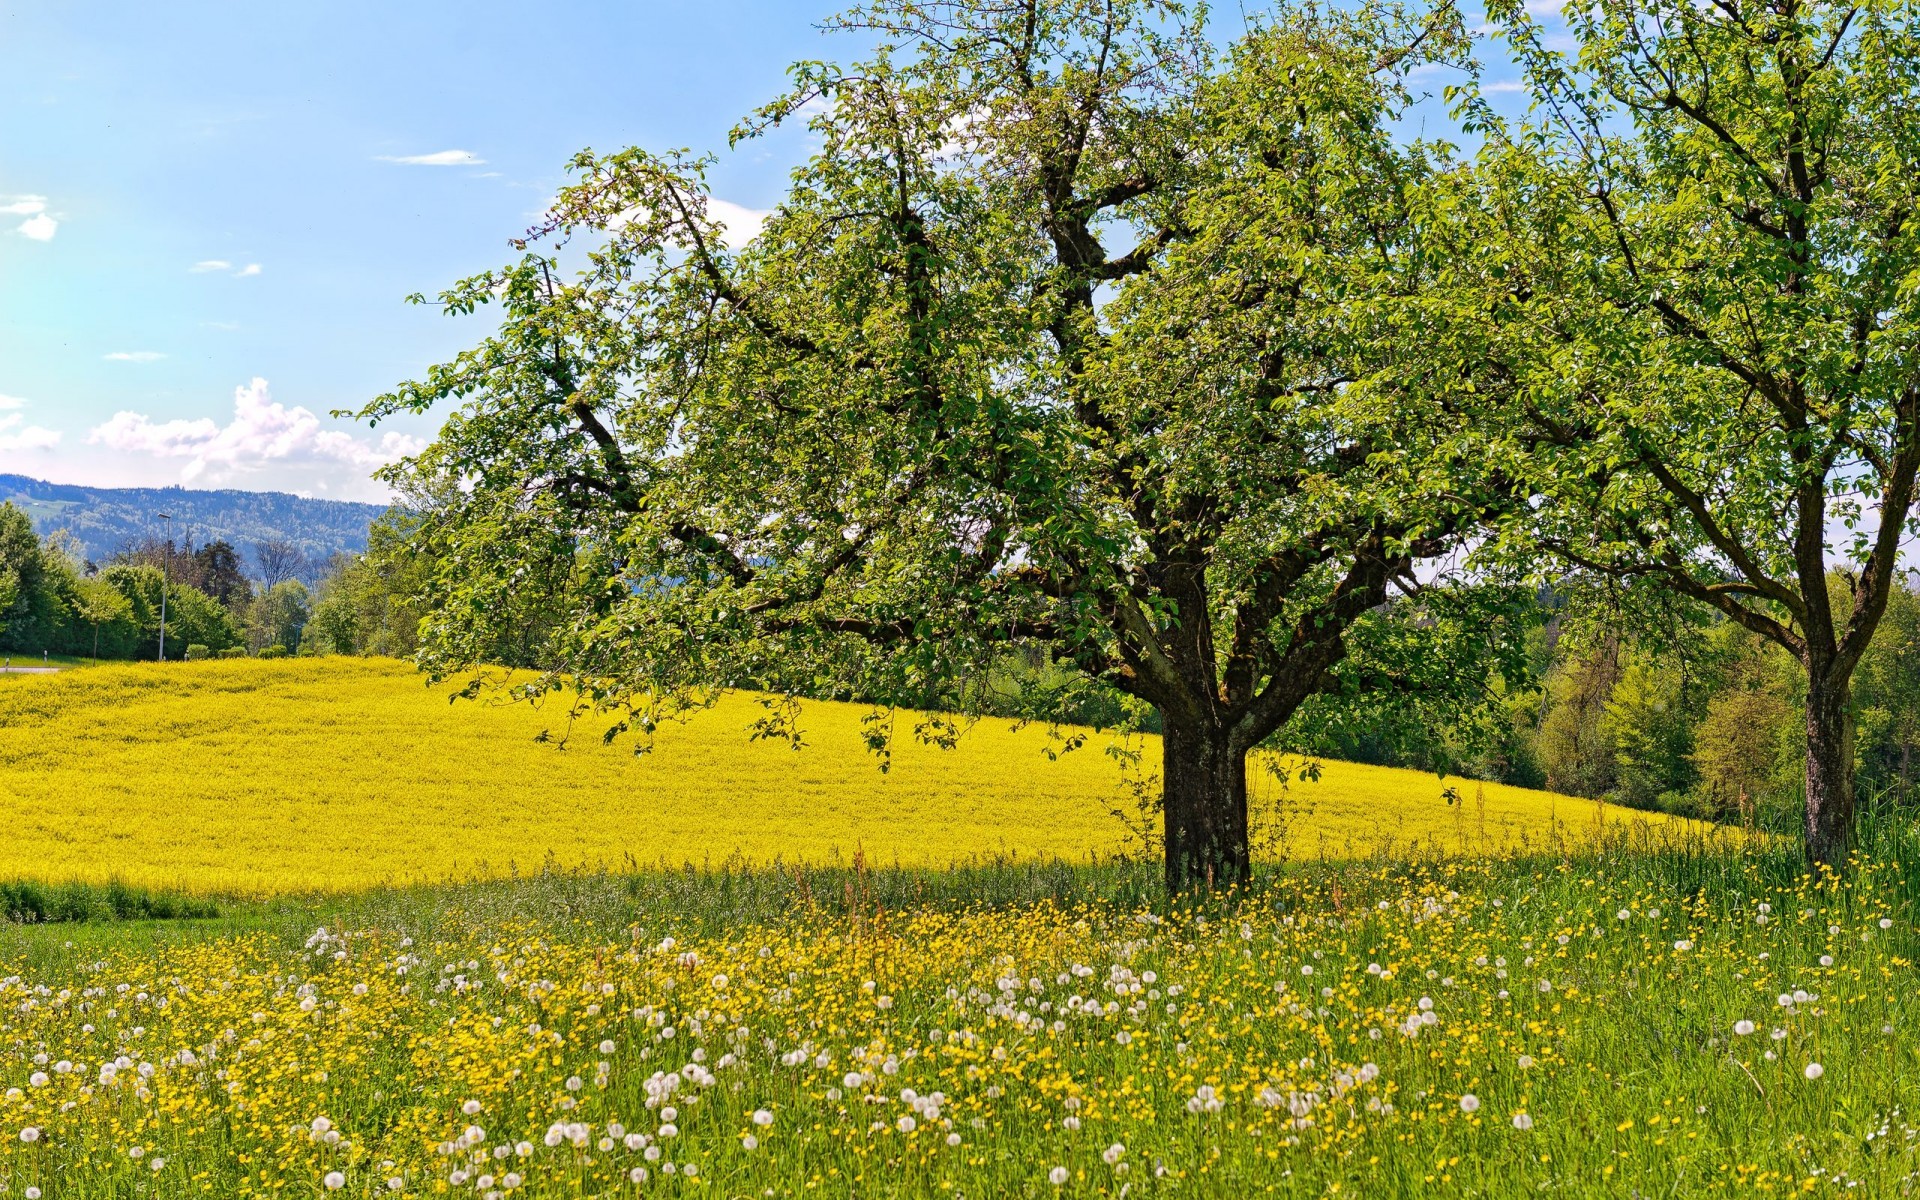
[1803,672,1855,866]
[1161,717,1251,892]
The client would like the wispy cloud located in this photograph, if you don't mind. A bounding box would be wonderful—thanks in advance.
[190,259,262,277]
[1482,80,1530,94]
[88,377,423,487]
[0,394,24,411]
[0,196,47,217]
[375,149,485,166]
[16,215,57,241]
[103,351,166,363]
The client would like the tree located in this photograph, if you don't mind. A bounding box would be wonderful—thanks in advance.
[70,577,135,662]
[1469,0,1920,862]
[0,502,70,653]
[253,580,311,653]
[192,540,254,609]
[361,0,1525,891]
[254,539,306,592]
[1536,640,1622,799]
[1853,578,1920,796]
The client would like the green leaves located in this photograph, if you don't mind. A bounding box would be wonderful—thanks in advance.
[362,0,1530,890]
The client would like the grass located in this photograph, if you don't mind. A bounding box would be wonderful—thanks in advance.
[0,825,1914,1198]
[0,658,1700,896]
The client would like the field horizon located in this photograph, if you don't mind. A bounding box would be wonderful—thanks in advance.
[0,658,1704,896]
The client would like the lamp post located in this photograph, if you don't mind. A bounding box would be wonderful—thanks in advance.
[156,512,173,662]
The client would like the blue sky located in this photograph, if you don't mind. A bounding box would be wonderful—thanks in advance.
[0,1,1534,503]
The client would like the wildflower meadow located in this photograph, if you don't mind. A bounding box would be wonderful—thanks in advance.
[2,821,1916,1198]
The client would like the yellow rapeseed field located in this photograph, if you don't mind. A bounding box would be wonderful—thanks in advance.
[0,659,1694,895]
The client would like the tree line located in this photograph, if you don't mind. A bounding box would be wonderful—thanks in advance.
[0,502,416,661]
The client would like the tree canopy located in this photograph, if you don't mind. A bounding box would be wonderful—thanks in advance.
[1457,0,1920,862]
[363,0,1530,890]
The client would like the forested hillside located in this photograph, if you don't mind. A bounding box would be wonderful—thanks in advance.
[0,474,384,565]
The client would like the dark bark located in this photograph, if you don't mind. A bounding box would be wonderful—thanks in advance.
[1161,715,1251,893]
[1803,668,1855,866]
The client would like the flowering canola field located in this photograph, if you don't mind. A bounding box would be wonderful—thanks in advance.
[0,660,1685,896]
[1,858,1914,1198]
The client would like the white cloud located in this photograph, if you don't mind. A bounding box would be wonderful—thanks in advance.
[0,397,61,453]
[88,377,425,490]
[235,262,262,277]
[708,198,770,250]
[0,414,61,452]
[0,196,47,216]
[103,351,166,363]
[16,214,57,241]
[376,149,485,166]
[1482,80,1530,94]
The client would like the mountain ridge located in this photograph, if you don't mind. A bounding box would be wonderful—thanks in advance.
[0,473,387,566]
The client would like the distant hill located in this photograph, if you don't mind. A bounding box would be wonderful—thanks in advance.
[0,474,387,567]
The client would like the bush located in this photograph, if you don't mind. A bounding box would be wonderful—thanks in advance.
[184,644,211,661]
[256,644,289,659]
[217,646,247,659]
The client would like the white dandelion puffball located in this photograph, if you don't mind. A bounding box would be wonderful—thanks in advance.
[1673,939,1693,952]
[1050,1167,1070,1185]
[1734,1020,1755,1036]
[1880,918,1894,929]
[324,1172,346,1190]
[21,1126,41,1143]
[1103,1143,1126,1164]
[1804,1063,1824,1080]
[1819,955,1834,967]
[1512,1112,1534,1130]
[742,1135,759,1151]
[27,1189,42,1200]
[1517,1055,1535,1069]
[947,1132,963,1147]
[463,1099,482,1115]
[753,1109,774,1126]
[1459,1094,1481,1113]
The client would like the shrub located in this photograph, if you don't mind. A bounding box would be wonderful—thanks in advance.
[256,645,289,659]
[217,646,247,659]
[184,644,211,661]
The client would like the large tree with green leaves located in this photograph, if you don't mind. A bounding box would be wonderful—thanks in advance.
[362,0,1522,891]
[1461,0,1920,863]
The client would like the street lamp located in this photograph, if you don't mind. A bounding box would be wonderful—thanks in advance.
[156,512,173,662]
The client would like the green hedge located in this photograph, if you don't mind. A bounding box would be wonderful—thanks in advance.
[0,879,218,923]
